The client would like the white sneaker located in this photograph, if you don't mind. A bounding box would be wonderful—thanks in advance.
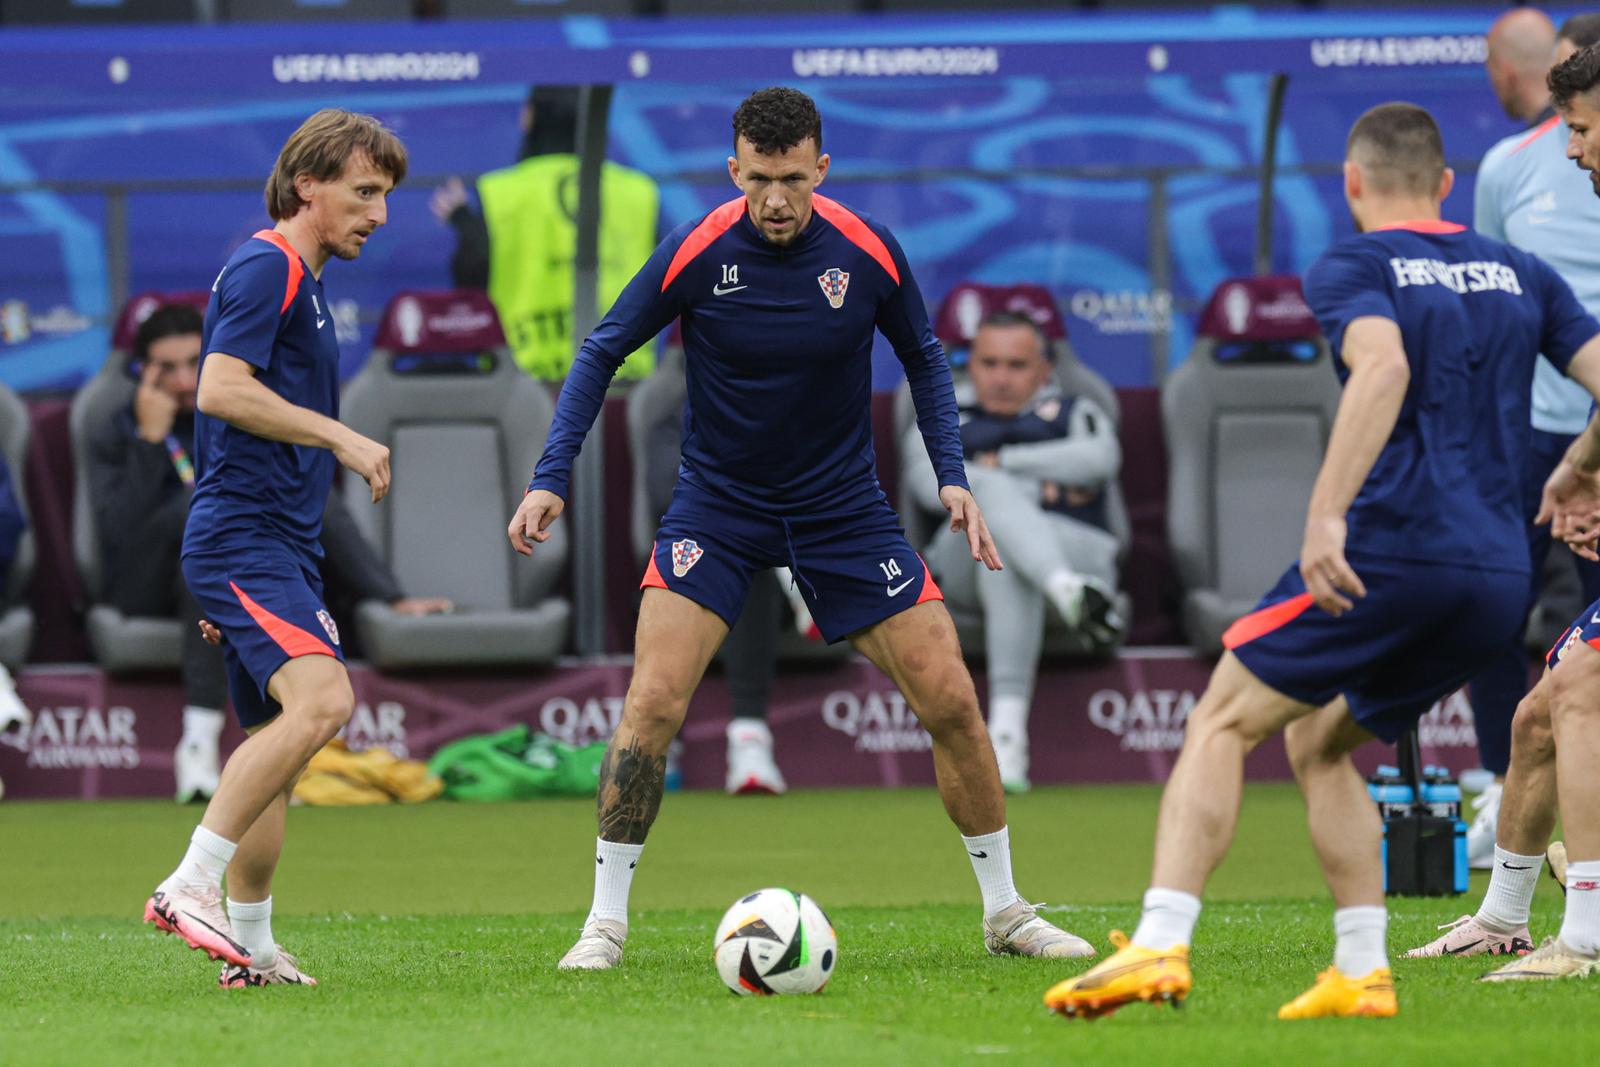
[557,918,627,970]
[983,899,1095,958]
[144,878,252,967]
[1466,783,1503,870]
[0,670,31,736]
[220,945,317,987]
[725,719,786,795]
[990,728,1030,794]
[174,740,220,804]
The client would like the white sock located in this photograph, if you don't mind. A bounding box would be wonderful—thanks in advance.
[181,706,225,749]
[1132,887,1200,949]
[227,897,276,969]
[1043,570,1085,626]
[987,695,1029,742]
[1560,860,1600,956]
[588,839,644,925]
[962,827,1020,916]
[1333,905,1389,976]
[1477,846,1544,931]
[173,825,236,890]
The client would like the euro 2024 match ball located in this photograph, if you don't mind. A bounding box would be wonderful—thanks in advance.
[713,888,837,996]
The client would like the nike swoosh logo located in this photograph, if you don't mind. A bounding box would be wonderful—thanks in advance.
[968,850,988,858]
[887,578,914,597]
[1446,939,1483,955]
[1502,863,1534,870]
[629,861,637,869]
[316,318,327,328]
[1590,611,1600,624]
[712,284,747,295]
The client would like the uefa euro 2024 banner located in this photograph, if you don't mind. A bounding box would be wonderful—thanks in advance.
[0,6,1555,392]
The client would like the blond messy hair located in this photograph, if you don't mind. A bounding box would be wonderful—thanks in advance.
[264,109,408,221]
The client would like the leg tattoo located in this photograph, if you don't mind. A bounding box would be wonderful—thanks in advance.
[597,739,666,845]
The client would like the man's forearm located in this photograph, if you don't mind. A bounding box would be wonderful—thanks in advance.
[1567,414,1600,473]
[1307,357,1409,520]
[199,373,348,451]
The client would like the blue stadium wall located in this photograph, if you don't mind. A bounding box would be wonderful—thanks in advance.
[0,5,1560,392]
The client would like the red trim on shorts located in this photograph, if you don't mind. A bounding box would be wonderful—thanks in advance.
[252,229,305,314]
[1511,115,1562,155]
[1370,220,1466,234]
[1548,625,1576,663]
[812,195,900,285]
[640,546,668,590]
[914,554,942,604]
[229,580,336,658]
[660,199,745,292]
[1222,592,1315,650]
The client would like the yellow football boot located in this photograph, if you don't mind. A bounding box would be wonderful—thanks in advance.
[1043,931,1191,1020]
[1277,966,1397,1019]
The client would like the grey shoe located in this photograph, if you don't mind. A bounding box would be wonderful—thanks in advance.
[557,918,627,970]
[983,899,1095,959]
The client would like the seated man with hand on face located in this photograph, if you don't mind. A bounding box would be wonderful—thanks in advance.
[85,303,451,803]
[903,310,1123,793]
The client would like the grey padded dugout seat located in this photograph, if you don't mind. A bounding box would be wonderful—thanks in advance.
[627,342,847,663]
[1163,275,1341,656]
[895,281,1132,657]
[0,382,35,668]
[341,291,571,669]
[69,292,210,672]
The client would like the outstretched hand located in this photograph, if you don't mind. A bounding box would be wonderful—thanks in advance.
[508,489,566,556]
[939,485,1003,572]
[1537,458,1600,561]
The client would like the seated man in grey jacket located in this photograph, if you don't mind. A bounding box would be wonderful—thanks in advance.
[86,303,450,802]
[902,311,1123,792]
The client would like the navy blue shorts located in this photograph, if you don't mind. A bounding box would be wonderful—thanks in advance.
[1225,554,1525,743]
[1546,595,1600,670]
[182,543,345,729]
[643,487,941,644]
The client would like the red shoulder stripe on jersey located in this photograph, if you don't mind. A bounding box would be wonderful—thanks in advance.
[252,229,305,315]
[229,580,337,659]
[660,199,746,293]
[1222,592,1314,650]
[1511,115,1561,155]
[812,195,900,285]
[1371,220,1467,234]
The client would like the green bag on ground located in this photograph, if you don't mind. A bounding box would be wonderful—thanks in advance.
[426,724,606,801]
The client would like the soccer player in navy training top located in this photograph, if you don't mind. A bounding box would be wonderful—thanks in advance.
[508,87,1094,970]
[1473,43,1600,984]
[142,109,404,988]
[1046,102,1600,1020]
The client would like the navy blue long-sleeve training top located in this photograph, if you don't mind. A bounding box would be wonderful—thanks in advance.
[527,194,968,514]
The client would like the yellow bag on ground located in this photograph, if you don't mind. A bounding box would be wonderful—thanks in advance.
[293,740,445,806]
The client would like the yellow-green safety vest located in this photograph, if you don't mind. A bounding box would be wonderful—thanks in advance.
[478,155,660,380]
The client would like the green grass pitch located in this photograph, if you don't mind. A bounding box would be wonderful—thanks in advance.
[0,783,1591,1065]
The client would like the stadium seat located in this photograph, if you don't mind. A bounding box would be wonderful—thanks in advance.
[625,343,848,663]
[0,382,34,669]
[896,281,1132,657]
[1162,275,1341,656]
[69,292,211,673]
[340,290,571,669]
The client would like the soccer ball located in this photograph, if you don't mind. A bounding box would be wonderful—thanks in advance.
[713,888,836,996]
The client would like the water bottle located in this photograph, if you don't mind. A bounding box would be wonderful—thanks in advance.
[1366,765,1414,819]
[1421,765,1469,893]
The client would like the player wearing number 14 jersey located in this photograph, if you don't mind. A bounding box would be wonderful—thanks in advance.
[508,87,1090,970]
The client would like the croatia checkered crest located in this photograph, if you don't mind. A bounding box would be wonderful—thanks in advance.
[671,538,704,578]
[817,267,850,309]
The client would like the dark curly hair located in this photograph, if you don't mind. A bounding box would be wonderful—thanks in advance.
[732,87,822,155]
[1551,43,1600,109]
[134,303,203,363]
